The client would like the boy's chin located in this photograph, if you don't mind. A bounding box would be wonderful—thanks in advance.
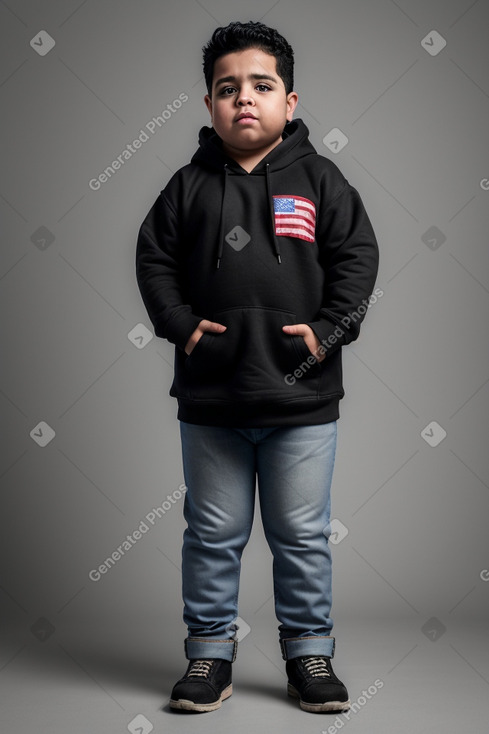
[224,132,283,150]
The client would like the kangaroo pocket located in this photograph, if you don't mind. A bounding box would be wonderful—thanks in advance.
[180,307,320,402]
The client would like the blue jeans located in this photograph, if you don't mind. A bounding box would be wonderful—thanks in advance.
[179,421,338,662]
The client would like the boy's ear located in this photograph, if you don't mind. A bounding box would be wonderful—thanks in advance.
[286,91,299,121]
[204,94,213,119]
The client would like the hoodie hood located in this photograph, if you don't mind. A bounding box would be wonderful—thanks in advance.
[191,118,317,173]
[190,119,317,267]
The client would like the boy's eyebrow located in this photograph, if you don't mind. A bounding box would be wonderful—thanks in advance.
[214,73,278,88]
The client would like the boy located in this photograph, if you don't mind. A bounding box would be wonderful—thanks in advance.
[136,21,378,714]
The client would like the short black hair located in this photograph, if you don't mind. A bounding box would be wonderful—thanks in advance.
[203,21,294,97]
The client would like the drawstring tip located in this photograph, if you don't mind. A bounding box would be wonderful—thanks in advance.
[216,257,221,269]
[277,254,282,264]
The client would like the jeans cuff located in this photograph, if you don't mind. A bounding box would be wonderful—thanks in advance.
[184,636,238,662]
[280,635,335,661]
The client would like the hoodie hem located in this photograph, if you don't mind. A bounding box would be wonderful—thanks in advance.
[176,397,341,428]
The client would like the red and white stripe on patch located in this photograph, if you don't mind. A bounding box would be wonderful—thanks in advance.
[273,195,316,243]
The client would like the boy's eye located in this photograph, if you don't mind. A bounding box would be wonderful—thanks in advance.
[218,84,272,96]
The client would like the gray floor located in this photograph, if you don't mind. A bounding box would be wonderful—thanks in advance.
[1,615,488,733]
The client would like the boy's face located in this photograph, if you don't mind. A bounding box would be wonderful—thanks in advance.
[204,48,298,161]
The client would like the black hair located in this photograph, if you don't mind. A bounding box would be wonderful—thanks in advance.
[202,21,294,96]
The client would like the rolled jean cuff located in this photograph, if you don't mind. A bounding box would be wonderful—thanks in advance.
[280,635,335,661]
[184,637,238,662]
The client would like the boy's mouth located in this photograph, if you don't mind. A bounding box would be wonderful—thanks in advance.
[235,112,258,122]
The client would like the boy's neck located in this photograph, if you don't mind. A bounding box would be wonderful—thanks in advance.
[221,135,284,173]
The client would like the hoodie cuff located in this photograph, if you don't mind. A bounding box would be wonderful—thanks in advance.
[307,319,347,360]
[163,308,203,352]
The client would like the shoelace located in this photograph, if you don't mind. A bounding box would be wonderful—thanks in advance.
[187,659,214,678]
[302,657,331,678]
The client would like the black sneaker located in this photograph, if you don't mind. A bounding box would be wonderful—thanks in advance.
[169,658,232,712]
[286,655,350,713]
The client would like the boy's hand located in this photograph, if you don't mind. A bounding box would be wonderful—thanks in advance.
[282,323,325,363]
[185,319,227,355]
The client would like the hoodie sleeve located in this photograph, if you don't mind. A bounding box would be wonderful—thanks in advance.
[307,175,379,357]
[135,190,203,351]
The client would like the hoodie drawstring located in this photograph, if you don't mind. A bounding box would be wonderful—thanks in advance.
[216,162,282,268]
[216,163,229,269]
[266,163,282,264]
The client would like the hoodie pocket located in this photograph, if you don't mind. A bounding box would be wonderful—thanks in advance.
[238,307,321,400]
[184,327,237,380]
[182,307,320,402]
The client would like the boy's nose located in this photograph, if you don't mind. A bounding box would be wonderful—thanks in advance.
[237,89,255,106]
[237,98,255,109]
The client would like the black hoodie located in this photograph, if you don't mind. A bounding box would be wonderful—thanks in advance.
[136,118,379,427]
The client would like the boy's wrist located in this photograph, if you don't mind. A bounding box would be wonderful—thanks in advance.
[307,319,346,360]
[165,309,204,352]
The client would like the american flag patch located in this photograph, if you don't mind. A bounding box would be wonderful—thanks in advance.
[273,195,316,243]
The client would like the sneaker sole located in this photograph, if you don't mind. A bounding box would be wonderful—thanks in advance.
[287,682,350,713]
[170,683,232,712]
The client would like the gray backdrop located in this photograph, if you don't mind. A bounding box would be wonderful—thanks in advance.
[1,0,488,732]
